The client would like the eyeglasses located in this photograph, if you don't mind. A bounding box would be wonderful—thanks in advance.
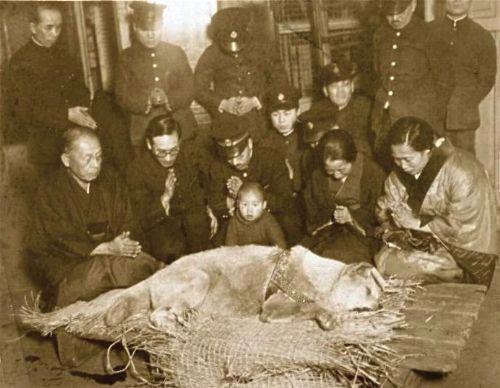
[152,146,180,158]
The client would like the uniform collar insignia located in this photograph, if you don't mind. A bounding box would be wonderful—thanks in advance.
[224,138,233,147]
[278,93,285,101]
[307,122,314,129]
[230,30,238,39]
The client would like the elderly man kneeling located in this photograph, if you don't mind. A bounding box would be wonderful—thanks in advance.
[27,127,162,368]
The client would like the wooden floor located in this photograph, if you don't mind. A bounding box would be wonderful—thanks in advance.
[1,144,499,387]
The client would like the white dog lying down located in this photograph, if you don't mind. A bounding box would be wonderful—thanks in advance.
[105,245,387,330]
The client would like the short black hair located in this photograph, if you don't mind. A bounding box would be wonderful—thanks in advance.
[62,127,100,154]
[29,2,62,24]
[388,116,435,151]
[237,181,265,202]
[145,115,181,141]
[318,129,357,163]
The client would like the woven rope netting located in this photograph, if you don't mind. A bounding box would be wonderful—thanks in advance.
[19,277,418,387]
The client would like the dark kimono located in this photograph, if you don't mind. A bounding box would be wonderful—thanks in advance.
[303,154,386,264]
[28,166,160,368]
[126,142,210,262]
[5,39,131,174]
[376,144,497,287]
[28,167,159,306]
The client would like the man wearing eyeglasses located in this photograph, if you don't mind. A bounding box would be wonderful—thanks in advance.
[126,115,215,263]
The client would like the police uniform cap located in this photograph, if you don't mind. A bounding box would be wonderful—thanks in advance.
[321,58,357,86]
[210,7,250,53]
[299,107,337,143]
[380,0,413,15]
[266,82,300,113]
[130,1,166,30]
[212,114,250,159]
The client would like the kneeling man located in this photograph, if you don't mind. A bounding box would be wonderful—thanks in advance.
[127,115,214,263]
[28,127,161,367]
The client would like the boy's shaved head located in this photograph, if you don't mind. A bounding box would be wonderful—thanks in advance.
[237,182,265,202]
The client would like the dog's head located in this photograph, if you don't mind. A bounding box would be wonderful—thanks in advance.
[324,262,386,312]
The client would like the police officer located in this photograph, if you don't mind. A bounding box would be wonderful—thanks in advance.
[304,59,373,157]
[194,7,287,142]
[372,0,439,169]
[428,0,497,155]
[115,1,197,150]
[207,114,295,246]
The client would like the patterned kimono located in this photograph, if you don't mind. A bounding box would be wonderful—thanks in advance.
[376,144,497,287]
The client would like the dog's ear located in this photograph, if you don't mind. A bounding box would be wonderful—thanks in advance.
[345,262,373,278]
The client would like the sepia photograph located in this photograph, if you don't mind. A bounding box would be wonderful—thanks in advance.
[0,0,498,386]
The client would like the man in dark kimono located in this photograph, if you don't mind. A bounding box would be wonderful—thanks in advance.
[115,2,198,149]
[4,2,131,176]
[207,114,295,246]
[194,7,287,142]
[127,115,216,263]
[302,59,373,157]
[428,0,497,154]
[372,0,439,169]
[28,127,161,368]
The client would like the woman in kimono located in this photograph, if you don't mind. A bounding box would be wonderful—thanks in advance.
[302,130,386,264]
[376,116,497,287]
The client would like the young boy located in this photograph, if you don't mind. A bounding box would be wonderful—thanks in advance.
[261,82,305,244]
[304,58,373,157]
[225,182,286,249]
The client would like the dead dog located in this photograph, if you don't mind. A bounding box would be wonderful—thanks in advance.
[104,245,387,330]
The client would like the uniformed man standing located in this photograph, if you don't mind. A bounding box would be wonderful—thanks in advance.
[115,2,197,149]
[428,0,497,155]
[372,0,439,169]
[302,59,373,157]
[207,114,295,246]
[194,7,287,142]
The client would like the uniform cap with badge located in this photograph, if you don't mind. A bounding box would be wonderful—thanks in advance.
[210,7,250,53]
[266,82,301,113]
[298,105,339,144]
[380,0,413,15]
[212,114,252,159]
[129,1,166,31]
[321,58,358,86]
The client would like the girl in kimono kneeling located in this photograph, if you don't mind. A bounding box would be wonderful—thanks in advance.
[376,117,497,288]
[302,130,386,264]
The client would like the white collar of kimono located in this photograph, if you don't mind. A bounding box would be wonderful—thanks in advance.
[446,13,467,22]
[31,36,45,47]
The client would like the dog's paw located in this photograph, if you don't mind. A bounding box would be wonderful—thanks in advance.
[315,310,338,331]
